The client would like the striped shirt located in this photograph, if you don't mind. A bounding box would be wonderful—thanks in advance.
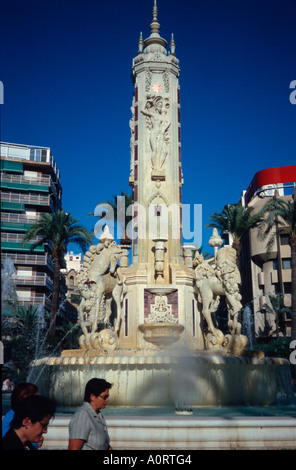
[68,402,110,450]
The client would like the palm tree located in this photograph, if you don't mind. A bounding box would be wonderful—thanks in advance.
[90,191,133,244]
[206,203,263,263]
[263,294,291,338]
[193,245,210,260]
[3,305,46,381]
[258,191,296,340]
[22,210,93,337]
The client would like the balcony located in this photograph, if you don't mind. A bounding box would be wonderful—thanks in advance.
[1,191,51,207]
[1,253,54,271]
[13,273,53,289]
[0,173,61,203]
[1,173,49,192]
[2,232,41,244]
[1,212,40,223]
[1,232,45,253]
[1,212,40,232]
[17,293,52,311]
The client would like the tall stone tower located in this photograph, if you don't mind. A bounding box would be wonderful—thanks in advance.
[121,2,202,350]
[129,1,183,279]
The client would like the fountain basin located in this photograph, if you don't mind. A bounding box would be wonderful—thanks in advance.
[29,351,292,408]
[138,323,185,348]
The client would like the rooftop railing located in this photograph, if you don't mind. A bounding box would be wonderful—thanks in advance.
[0,142,60,180]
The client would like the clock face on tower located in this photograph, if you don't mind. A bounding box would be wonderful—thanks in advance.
[152,82,163,94]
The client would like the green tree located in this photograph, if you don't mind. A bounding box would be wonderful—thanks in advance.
[22,210,93,337]
[2,305,45,382]
[262,294,291,338]
[193,245,210,260]
[206,203,263,263]
[55,320,80,350]
[258,192,296,340]
[90,191,133,244]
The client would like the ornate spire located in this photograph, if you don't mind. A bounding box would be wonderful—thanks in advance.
[153,0,158,19]
[143,0,167,52]
[150,0,161,37]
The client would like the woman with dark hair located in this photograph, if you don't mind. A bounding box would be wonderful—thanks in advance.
[2,395,56,450]
[2,382,39,438]
[68,378,112,450]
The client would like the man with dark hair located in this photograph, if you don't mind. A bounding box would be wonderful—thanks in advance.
[68,378,112,450]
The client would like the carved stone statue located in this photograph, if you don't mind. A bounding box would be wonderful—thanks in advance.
[77,226,126,350]
[141,95,170,171]
[193,244,246,352]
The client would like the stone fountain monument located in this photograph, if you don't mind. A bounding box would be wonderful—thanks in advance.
[31,3,292,409]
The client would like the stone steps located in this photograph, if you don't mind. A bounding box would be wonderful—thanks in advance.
[41,415,296,450]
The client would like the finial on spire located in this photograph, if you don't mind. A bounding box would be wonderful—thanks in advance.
[150,0,160,37]
[170,34,176,55]
[138,32,144,53]
[138,0,168,54]
[153,0,158,20]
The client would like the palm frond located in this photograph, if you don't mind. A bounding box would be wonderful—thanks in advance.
[207,203,263,240]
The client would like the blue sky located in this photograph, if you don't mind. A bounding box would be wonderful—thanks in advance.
[1,0,295,255]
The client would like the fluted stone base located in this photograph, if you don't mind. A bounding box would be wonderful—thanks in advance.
[29,351,291,408]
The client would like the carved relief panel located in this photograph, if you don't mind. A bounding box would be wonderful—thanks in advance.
[141,94,170,174]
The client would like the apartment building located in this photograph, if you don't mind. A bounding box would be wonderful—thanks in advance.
[240,165,296,338]
[1,141,65,315]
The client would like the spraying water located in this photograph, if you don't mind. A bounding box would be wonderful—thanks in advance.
[33,304,46,361]
[242,305,254,349]
[1,257,18,314]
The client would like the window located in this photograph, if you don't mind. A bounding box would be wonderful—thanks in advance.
[280,234,289,246]
[284,283,292,294]
[282,258,291,269]
[273,260,279,270]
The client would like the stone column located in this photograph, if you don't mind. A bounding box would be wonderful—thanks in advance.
[120,244,131,268]
[153,238,167,283]
[183,244,196,268]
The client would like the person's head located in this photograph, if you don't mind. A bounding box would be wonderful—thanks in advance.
[10,395,56,444]
[84,378,112,410]
[11,382,38,411]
